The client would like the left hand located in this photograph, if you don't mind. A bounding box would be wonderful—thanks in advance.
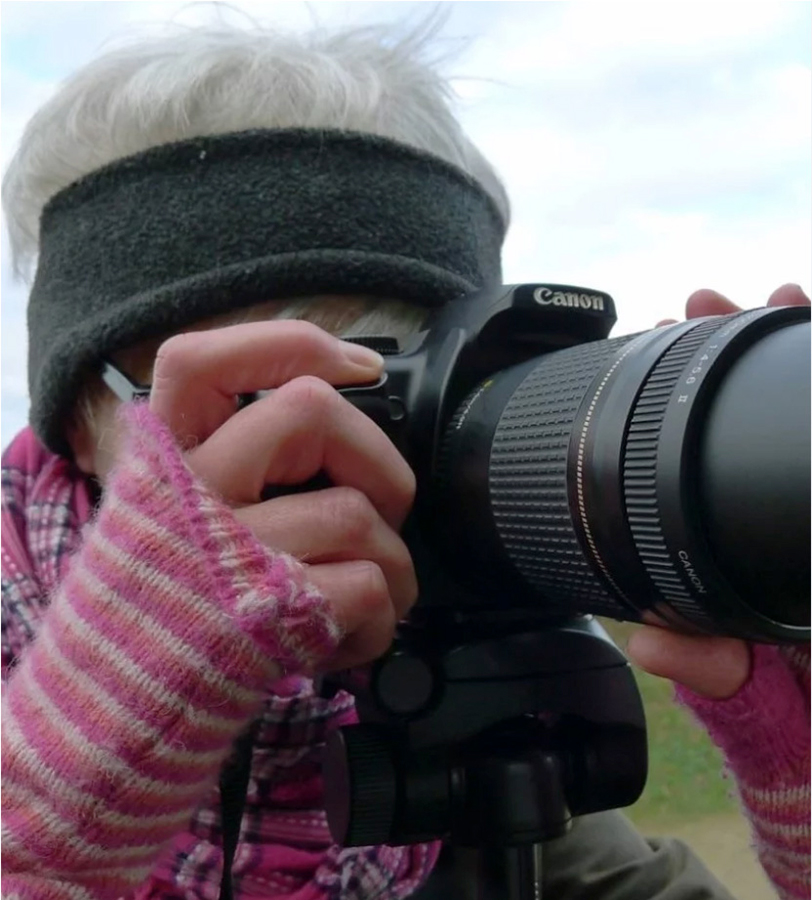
[626,283,811,699]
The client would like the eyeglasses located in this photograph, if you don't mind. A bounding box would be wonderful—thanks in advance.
[100,360,269,411]
[100,360,152,403]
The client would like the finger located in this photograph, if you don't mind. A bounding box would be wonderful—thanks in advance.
[188,377,415,529]
[685,290,741,320]
[766,283,811,308]
[150,320,384,443]
[626,625,751,699]
[307,561,397,671]
[234,488,418,618]
[655,318,679,328]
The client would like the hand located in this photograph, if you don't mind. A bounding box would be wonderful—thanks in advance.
[149,320,418,672]
[626,622,751,699]
[627,283,811,699]
[656,282,810,326]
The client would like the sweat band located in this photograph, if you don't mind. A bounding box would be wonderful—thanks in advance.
[27,129,506,456]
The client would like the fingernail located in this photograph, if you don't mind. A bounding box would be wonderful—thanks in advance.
[343,342,385,370]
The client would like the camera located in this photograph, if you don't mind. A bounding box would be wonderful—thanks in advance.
[322,284,810,851]
[345,283,810,642]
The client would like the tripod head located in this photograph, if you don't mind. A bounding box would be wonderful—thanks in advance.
[323,613,647,849]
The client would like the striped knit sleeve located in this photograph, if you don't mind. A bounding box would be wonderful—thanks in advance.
[676,644,810,900]
[1,403,341,900]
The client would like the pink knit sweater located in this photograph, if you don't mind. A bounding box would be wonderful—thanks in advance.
[1,404,808,900]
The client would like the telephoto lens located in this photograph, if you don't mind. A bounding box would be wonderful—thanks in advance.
[435,306,810,642]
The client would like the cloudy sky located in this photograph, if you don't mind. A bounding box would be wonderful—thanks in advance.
[2,1,810,449]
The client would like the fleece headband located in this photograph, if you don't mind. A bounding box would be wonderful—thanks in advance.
[27,128,506,456]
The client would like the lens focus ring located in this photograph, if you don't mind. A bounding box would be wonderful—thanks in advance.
[486,337,637,616]
[623,319,724,629]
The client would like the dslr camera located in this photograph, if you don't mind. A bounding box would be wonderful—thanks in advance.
[322,284,810,852]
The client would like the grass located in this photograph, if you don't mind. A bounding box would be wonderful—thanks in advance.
[600,620,739,830]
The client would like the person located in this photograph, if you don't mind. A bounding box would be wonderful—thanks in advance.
[1,19,808,900]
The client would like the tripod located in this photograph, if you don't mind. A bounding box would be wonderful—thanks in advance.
[323,613,648,900]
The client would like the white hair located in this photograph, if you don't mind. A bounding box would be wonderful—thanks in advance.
[3,17,510,282]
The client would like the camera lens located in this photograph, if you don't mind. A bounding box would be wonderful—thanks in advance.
[434,307,810,642]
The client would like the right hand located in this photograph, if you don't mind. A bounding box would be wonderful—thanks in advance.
[148,319,418,672]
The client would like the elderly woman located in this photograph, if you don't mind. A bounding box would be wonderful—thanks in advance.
[2,19,808,900]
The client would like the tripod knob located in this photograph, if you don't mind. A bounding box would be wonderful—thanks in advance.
[374,650,436,716]
[324,724,399,846]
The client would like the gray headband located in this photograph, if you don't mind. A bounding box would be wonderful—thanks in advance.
[27,128,506,456]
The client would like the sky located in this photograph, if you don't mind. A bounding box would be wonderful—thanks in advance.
[1,1,810,448]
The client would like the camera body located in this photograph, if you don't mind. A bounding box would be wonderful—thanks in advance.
[343,283,619,616]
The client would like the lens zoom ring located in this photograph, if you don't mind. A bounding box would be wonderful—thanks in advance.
[489,338,637,615]
[623,320,722,625]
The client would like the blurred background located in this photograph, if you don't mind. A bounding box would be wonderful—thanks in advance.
[2,3,809,896]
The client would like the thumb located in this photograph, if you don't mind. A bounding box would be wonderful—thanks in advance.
[626,626,751,700]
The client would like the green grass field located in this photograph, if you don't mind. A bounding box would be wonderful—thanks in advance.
[600,621,738,830]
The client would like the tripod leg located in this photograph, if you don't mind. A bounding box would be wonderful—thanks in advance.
[453,845,543,900]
